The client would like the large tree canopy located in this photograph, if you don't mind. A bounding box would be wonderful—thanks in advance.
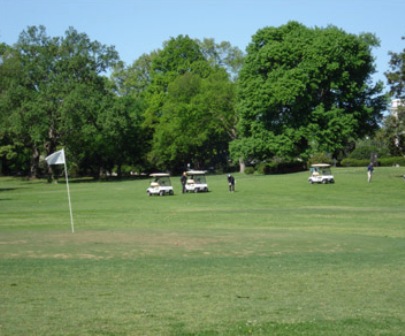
[0,26,126,177]
[1,22,391,177]
[231,21,386,165]
[142,35,237,172]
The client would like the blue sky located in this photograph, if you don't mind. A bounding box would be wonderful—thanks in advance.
[1,0,404,87]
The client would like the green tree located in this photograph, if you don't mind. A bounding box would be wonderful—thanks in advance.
[96,95,147,177]
[0,42,30,174]
[111,52,157,98]
[149,70,236,171]
[380,112,405,156]
[384,37,405,155]
[143,35,237,172]
[109,53,159,174]
[348,136,389,160]
[197,38,244,81]
[231,21,386,169]
[0,26,120,177]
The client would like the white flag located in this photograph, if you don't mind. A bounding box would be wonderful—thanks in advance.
[45,149,65,165]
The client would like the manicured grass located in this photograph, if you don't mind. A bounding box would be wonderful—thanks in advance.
[0,168,404,335]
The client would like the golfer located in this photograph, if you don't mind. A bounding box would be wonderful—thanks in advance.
[227,174,235,192]
[180,172,187,193]
[367,162,374,183]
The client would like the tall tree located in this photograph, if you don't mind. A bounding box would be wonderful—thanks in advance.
[231,21,386,169]
[383,37,405,155]
[0,26,119,177]
[149,69,236,171]
[143,35,237,172]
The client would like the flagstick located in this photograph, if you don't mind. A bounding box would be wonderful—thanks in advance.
[63,159,75,233]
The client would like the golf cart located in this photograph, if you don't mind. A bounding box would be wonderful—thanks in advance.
[308,163,335,184]
[185,170,209,193]
[146,173,174,196]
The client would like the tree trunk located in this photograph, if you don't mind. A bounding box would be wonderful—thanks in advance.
[30,146,40,179]
[99,166,107,180]
[117,164,122,178]
[239,158,245,173]
[45,141,57,183]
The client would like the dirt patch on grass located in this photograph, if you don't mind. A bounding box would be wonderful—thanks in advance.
[0,230,234,260]
[0,240,28,245]
[1,229,353,260]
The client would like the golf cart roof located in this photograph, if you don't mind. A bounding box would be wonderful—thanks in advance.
[149,173,171,177]
[310,163,331,168]
[186,170,207,175]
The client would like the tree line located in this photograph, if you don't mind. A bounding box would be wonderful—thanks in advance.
[0,22,403,178]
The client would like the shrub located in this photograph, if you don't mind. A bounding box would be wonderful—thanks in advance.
[255,162,270,175]
[273,161,306,173]
[308,153,333,166]
[254,160,306,175]
[120,165,134,176]
[244,166,255,175]
[341,156,405,167]
[348,138,390,160]
[378,156,405,166]
[341,158,369,167]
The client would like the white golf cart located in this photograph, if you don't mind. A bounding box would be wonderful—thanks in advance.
[146,173,174,196]
[185,170,209,193]
[308,163,335,184]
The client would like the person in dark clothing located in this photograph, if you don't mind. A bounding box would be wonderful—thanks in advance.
[180,172,187,193]
[367,163,374,183]
[227,174,235,192]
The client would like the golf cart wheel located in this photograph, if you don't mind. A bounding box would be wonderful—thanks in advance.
[169,190,174,195]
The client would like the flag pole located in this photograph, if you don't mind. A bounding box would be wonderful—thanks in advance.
[63,156,75,233]
[45,148,75,233]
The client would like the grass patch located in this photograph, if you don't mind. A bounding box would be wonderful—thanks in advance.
[0,168,404,335]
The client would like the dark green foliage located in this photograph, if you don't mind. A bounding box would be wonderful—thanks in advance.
[232,21,386,165]
[143,36,237,171]
[381,113,405,156]
[255,160,306,175]
[307,152,334,166]
[348,137,390,160]
[340,158,370,167]
[0,23,396,176]
[341,156,405,167]
[243,166,255,175]
[378,156,405,166]
[0,26,123,177]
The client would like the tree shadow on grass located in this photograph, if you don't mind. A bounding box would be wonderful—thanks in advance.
[0,188,17,192]
[0,188,17,201]
[54,175,150,184]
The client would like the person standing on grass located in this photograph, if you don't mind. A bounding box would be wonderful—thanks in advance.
[180,172,187,193]
[367,162,374,183]
[227,174,235,192]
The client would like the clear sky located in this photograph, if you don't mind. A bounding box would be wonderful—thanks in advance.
[1,0,404,87]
